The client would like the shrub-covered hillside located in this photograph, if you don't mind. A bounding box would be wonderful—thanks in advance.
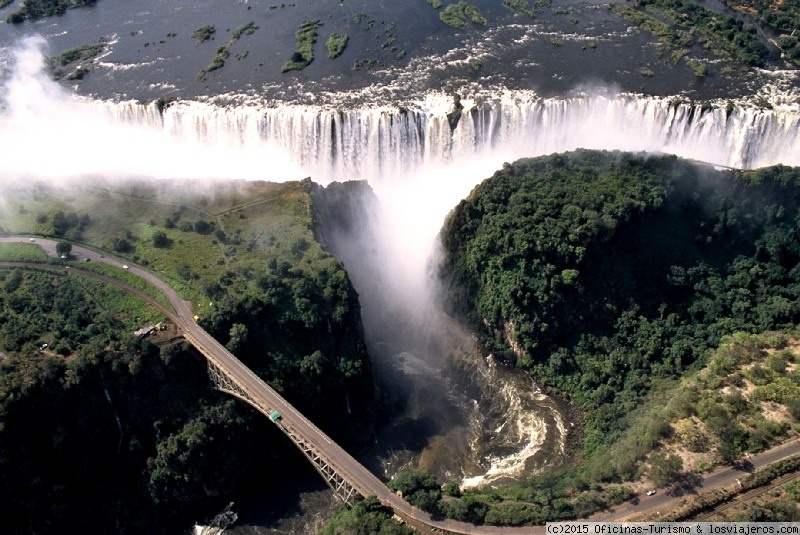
[440,150,800,454]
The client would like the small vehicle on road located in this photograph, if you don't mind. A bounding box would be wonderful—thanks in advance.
[646,489,656,496]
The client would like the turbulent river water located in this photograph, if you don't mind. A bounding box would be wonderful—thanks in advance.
[1,2,800,530]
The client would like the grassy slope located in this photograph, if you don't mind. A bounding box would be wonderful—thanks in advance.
[0,178,321,313]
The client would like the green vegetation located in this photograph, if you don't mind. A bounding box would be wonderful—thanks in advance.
[6,0,95,23]
[0,178,376,533]
[322,496,414,535]
[191,24,216,43]
[197,21,257,81]
[352,58,378,71]
[729,0,800,63]
[431,150,800,522]
[381,465,635,525]
[281,19,323,73]
[231,21,257,40]
[442,150,800,436]
[51,211,90,240]
[55,240,72,256]
[388,468,442,513]
[427,0,443,8]
[727,475,800,521]
[686,58,708,77]
[610,0,770,69]
[353,13,375,30]
[325,33,349,59]
[0,0,13,9]
[0,243,50,262]
[659,331,800,466]
[50,41,105,66]
[777,34,800,63]
[502,0,553,18]
[639,67,655,76]
[439,1,487,29]
[49,40,107,81]
[381,35,396,49]
[0,271,254,532]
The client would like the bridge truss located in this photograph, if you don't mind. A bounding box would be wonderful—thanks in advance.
[207,359,361,506]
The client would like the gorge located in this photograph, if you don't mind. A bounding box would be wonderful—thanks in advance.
[1,13,800,530]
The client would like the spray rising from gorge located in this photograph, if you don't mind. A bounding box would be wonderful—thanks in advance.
[3,36,800,488]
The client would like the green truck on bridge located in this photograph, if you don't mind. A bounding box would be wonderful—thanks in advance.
[269,410,282,422]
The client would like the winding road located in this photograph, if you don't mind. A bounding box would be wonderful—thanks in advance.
[2,236,799,533]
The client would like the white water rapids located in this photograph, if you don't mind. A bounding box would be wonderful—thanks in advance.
[2,36,800,491]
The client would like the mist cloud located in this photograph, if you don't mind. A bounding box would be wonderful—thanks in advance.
[0,36,304,184]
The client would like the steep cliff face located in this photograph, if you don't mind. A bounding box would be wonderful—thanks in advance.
[311,180,380,250]
[310,180,389,342]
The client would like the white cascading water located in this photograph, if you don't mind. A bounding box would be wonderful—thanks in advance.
[102,90,800,182]
[2,36,800,490]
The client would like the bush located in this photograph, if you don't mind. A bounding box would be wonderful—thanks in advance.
[191,25,216,42]
[152,231,170,248]
[112,237,134,254]
[388,468,442,513]
[440,2,487,28]
[193,220,212,234]
[325,33,348,59]
[281,19,322,72]
[56,241,72,257]
[648,452,683,487]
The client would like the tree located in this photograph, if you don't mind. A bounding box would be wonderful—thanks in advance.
[56,241,72,257]
[648,452,684,487]
[388,468,442,513]
[193,219,212,234]
[112,237,134,253]
[226,323,248,354]
[152,231,170,248]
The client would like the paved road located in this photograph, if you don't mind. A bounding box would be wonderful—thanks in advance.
[3,236,800,533]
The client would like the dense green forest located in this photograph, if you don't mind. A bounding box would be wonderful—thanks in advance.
[441,150,800,448]
[431,150,800,522]
[0,179,375,533]
[0,268,251,532]
[729,0,800,61]
[609,0,786,72]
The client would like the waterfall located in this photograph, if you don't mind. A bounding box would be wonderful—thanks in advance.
[98,91,800,183]
[3,37,797,182]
